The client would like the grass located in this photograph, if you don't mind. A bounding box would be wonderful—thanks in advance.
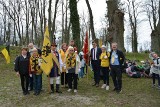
[0,46,160,107]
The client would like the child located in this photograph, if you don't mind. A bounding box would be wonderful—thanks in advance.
[149,52,160,89]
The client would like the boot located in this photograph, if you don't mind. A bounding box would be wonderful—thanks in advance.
[50,84,54,93]
[56,84,62,93]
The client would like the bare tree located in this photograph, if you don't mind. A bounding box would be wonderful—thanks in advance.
[144,0,160,53]
[85,0,96,42]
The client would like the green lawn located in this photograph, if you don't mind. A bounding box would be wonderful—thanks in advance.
[0,47,160,107]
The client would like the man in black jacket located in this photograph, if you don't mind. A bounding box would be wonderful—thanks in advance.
[90,41,102,87]
[14,48,30,95]
[109,42,125,93]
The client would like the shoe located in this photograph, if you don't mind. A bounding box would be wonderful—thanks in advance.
[33,92,37,95]
[106,86,109,90]
[157,86,160,90]
[56,84,62,93]
[116,89,122,93]
[92,83,96,86]
[101,84,106,89]
[26,91,30,95]
[74,89,77,93]
[96,84,99,87]
[23,92,27,95]
[56,90,62,93]
[152,84,156,88]
[36,92,40,95]
[113,88,117,91]
[67,89,72,92]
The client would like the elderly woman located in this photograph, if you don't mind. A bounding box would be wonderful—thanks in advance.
[14,47,30,95]
[100,45,110,90]
[66,46,80,93]
[29,48,43,95]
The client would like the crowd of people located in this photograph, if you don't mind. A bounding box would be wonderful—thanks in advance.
[14,40,160,96]
[124,52,160,90]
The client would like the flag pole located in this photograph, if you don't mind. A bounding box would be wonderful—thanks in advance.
[48,76,51,94]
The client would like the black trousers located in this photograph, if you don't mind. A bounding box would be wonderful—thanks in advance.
[61,72,68,85]
[110,65,122,90]
[91,60,101,84]
[101,67,109,85]
[67,73,78,89]
[20,74,29,92]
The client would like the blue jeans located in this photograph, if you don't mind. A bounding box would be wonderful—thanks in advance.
[33,74,42,93]
[79,67,85,78]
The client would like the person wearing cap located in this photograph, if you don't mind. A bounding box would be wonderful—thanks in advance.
[49,43,63,93]
[29,48,43,95]
[14,47,30,95]
[90,41,102,87]
[59,43,68,87]
[109,42,125,93]
[69,40,78,52]
[100,45,110,90]
[66,46,80,93]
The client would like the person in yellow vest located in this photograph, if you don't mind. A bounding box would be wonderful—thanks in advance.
[29,48,43,95]
[59,43,68,87]
[66,46,80,93]
[100,45,110,90]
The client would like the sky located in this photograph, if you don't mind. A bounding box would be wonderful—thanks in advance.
[77,0,151,51]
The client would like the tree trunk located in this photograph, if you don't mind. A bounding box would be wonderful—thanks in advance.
[69,0,80,51]
[106,0,125,52]
[85,0,96,41]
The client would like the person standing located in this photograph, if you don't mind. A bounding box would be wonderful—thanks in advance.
[66,46,80,93]
[49,43,63,93]
[79,48,85,78]
[69,40,78,52]
[28,43,34,91]
[100,45,110,90]
[109,42,125,93]
[29,48,43,95]
[149,52,160,89]
[59,43,68,87]
[14,48,30,95]
[90,41,102,87]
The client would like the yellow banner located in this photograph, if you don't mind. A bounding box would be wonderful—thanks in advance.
[40,27,53,75]
[1,46,10,64]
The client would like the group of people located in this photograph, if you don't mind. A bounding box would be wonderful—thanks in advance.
[14,40,126,96]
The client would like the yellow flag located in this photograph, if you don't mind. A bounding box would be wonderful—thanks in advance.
[40,27,53,75]
[1,45,10,64]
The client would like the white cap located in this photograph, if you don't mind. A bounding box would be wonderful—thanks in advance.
[101,45,106,48]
